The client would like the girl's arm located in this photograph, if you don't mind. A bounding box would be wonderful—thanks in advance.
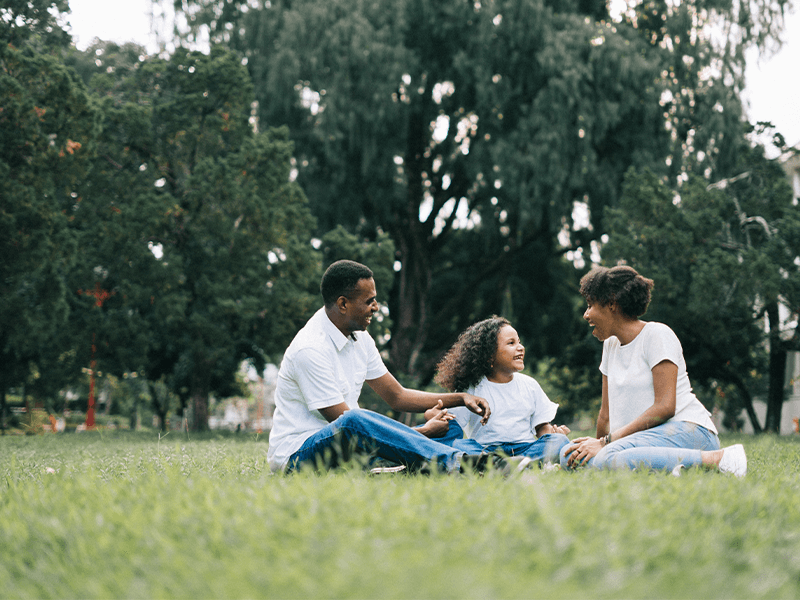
[534,422,570,436]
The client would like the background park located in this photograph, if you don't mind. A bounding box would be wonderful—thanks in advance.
[2,0,800,598]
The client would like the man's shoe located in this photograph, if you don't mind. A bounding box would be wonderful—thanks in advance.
[719,444,747,478]
[369,464,407,475]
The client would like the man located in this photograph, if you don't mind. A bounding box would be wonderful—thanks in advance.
[267,260,492,473]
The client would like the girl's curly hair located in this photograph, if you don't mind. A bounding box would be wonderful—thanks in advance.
[434,316,510,392]
[579,265,654,319]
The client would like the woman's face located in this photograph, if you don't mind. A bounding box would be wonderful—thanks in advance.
[583,300,616,341]
[492,325,525,376]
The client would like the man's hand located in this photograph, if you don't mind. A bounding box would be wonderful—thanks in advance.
[462,393,490,425]
[417,400,454,438]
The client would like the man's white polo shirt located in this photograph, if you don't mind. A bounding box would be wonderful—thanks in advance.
[267,308,388,471]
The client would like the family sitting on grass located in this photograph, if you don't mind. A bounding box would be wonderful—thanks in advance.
[267,260,747,478]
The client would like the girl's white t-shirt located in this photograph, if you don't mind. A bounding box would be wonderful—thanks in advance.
[600,321,717,434]
[449,373,558,445]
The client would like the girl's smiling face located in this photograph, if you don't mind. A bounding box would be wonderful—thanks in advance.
[490,325,525,381]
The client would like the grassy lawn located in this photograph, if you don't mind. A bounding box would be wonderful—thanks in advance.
[1,431,799,599]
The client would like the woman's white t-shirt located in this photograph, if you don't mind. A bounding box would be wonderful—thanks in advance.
[449,373,559,445]
[600,321,717,434]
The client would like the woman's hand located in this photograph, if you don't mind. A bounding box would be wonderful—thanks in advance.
[462,393,491,424]
[564,436,605,468]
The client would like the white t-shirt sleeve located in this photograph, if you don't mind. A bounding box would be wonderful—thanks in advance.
[292,347,347,411]
[364,335,390,381]
[529,381,559,429]
[643,324,684,369]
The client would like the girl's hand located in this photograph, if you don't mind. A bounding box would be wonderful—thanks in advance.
[536,423,571,437]
[418,400,454,438]
[564,436,605,468]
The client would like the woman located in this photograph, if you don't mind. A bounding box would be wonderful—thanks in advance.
[432,316,571,465]
[561,265,747,476]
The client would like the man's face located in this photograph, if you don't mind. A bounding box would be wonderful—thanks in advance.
[343,278,379,335]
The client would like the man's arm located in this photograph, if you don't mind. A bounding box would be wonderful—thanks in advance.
[367,372,491,424]
[318,403,349,423]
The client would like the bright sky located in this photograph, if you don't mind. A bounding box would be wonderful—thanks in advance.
[66,0,799,155]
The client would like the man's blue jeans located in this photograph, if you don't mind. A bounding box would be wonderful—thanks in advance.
[559,420,720,472]
[286,409,466,473]
[436,421,569,464]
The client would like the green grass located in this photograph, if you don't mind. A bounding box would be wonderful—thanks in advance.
[1,432,799,599]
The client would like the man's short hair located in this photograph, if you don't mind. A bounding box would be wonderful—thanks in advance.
[321,260,374,307]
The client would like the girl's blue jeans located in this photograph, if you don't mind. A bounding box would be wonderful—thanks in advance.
[438,421,569,464]
[286,409,466,473]
[559,420,720,472]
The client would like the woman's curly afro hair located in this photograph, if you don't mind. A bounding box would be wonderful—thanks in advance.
[579,265,654,319]
[434,316,510,392]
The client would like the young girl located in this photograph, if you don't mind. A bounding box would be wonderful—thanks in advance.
[430,316,571,465]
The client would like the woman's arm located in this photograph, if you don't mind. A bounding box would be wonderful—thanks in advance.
[596,375,610,438]
[566,362,677,467]
[565,376,609,466]
[608,359,676,440]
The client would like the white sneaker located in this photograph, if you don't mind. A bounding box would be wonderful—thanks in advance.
[718,444,747,478]
[671,464,685,477]
[369,464,407,475]
[508,456,534,473]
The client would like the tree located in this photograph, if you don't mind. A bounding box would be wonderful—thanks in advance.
[70,44,320,430]
[0,0,72,50]
[169,0,790,385]
[708,136,800,432]
[0,37,98,430]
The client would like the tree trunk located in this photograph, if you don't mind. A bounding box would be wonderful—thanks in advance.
[390,230,432,377]
[389,103,434,377]
[0,384,6,434]
[149,381,168,432]
[765,302,786,433]
[190,370,210,432]
[728,369,762,433]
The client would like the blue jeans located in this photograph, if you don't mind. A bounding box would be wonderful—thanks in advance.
[286,409,466,473]
[437,422,570,464]
[559,420,720,472]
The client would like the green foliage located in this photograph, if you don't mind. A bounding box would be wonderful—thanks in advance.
[169,0,790,387]
[0,0,71,50]
[534,357,602,425]
[0,40,99,410]
[1,433,800,598]
[66,44,321,429]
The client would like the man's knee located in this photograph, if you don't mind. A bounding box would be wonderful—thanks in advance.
[336,408,376,428]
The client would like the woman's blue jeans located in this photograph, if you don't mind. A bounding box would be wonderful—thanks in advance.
[286,409,466,473]
[559,420,720,472]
